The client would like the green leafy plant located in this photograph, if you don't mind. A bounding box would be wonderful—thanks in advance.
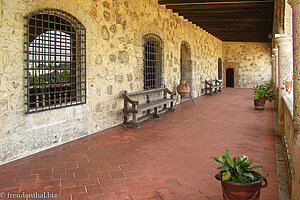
[211,149,264,183]
[253,83,274,102]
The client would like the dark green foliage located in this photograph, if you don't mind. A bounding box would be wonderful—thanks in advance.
[253,83,274,102]
[211,149,263,183]
[29,63,72,85]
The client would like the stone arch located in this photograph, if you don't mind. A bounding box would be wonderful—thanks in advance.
[180,41,193,95]
[133,22,167,90]
[143,34,164,89]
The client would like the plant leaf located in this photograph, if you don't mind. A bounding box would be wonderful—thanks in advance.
[222,171,231,181]
[235,166,243,175]
[224,149,230,160]
[243,173,255,181]
[210,156,225,164]
[218,165,230,171]
[227,157,234,168]
[251,165,263,170]
[249,160,253,166]
[217,156,225,164]
[210,157,219,162]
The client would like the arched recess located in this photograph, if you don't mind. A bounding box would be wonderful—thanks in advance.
[180,41,193,94]
[218,58,223,80]
[26,9,86,113]
[143,34,164,90]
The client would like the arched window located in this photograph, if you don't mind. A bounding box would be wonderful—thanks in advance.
[218,58,222,80]
[26,9,86,113]
[143,34,163,90]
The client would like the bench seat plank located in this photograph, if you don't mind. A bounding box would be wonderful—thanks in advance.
[127,88,166,97]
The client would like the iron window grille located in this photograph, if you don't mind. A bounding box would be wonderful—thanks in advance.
[143,34,164,90]
[25,9,86,113]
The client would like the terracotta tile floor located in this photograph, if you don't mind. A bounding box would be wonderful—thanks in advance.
[0,88,278,200]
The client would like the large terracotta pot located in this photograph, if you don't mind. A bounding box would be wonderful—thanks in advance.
[254,98,266,110]
[215,174,268,200]
[177,80,190,97]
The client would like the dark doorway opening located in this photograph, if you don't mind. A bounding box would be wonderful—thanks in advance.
[226,68,234,87]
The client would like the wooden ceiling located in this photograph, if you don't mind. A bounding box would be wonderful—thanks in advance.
[158,0,274,42]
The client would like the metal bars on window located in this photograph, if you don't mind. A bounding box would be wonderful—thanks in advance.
[143,34,163,90]
[25,9,86,113]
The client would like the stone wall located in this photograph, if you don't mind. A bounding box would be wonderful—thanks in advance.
[0,0,222,164]
[222,42,272,88]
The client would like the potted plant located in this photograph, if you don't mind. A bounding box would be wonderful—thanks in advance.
[253,83,273,110]
[211,149,268,200]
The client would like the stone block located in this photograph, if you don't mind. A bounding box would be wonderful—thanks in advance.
[114,75,124,83]
[101,25,110,40]
[3,52,23,73]
[118,51,129,64]
[107,85,113,95]
[0,99,8,111]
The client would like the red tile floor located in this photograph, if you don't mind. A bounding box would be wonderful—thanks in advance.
[0,88,278,200]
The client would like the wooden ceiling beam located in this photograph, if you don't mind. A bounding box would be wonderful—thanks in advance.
[159,0,274,42]
[204,28,271,32]
[185,15,273,21]
[158,0,273,4]
[204,27,270,33]
[210,31,270,35]
[177,11,272,16]
[194,21,272,26]
[178,12,272,18]
[221,38,270,42]
[188,18,273,23]
[166,2,273,10]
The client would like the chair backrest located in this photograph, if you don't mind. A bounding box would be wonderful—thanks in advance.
[126,88,166,97]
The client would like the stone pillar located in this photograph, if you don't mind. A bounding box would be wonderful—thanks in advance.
[287,0,300,198]
[273,48,279,89]
[272,48,279,110]
[275,35,293,135]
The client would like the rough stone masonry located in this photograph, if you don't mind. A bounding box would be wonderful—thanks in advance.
[0,0,271,164]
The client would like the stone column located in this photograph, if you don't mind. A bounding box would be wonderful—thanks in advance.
[287,0,300,199]
[272,48,279,110]
[275,35,293,135]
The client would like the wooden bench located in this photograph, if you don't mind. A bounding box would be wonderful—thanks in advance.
[216,79,222,92]
[122,87,176,128]
[205,79,222,95]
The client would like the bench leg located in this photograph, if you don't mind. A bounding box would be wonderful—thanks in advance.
[169,101,176,112]
[123,111,129,124]
[153,107,160,118]
[163,103,167,110]
[131,113,141,128]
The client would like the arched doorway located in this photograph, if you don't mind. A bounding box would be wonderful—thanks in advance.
[180,41,193,94]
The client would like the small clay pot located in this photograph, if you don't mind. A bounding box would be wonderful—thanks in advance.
[177,80,190,97]
[215,174,268,200]
[254,98,266,110]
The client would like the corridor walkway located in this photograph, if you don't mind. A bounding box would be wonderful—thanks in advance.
[0,88,278,200]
